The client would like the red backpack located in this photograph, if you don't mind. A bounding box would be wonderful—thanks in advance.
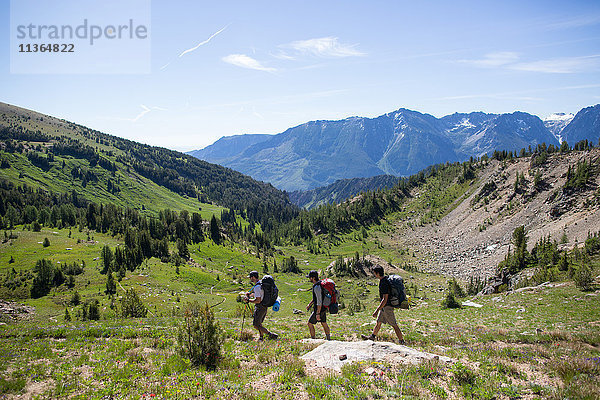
[320,278,338,306]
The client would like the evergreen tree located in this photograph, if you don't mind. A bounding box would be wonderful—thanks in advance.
[210,215,221,244]
[43,237,50,247]
[101,245,113,273]
[106,272,116,294]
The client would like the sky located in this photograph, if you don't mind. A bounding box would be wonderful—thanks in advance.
[1,0,599,151]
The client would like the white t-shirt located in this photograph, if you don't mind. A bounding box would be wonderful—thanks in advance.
[253,283,264,301]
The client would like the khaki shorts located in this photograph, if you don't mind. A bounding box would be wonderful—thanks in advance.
[253,304,267,328]
[377,305,397,326]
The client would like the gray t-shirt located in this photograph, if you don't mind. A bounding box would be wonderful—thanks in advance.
[253,283,264,301]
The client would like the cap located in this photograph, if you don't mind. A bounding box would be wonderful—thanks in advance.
[248,271,259,279]
[306,270,318,279]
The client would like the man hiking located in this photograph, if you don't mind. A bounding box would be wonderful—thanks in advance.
[244,271,278,341]
[305,270,331,340]
[361,265,405,344]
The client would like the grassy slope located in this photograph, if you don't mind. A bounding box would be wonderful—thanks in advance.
[1,138,599,398]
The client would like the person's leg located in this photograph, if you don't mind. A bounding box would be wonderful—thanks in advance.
[391,324,405,343]
[321,322,331,340]
[372,321,383,336]
[253,305,270,339]
[308,322,316,339]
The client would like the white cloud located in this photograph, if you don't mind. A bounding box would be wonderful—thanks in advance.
[179,25,229,58]
[458,52,519,67]
[222,54,276,72]
[131,105,167,122]
[283,37,365,58]
[458,52,600,74]
[159,25,229,71]
[510,55,600,74]
[544,15,600,30]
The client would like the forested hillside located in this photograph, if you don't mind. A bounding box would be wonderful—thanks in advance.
[0,102,299,233]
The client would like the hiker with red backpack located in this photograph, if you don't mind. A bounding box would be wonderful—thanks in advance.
[306,270,336,340]
[244,271,279,341]
[361,265,406,344]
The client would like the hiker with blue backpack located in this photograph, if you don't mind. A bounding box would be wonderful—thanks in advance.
[306,270,338,340]
[361,265,406,344]
[244,271,279,341]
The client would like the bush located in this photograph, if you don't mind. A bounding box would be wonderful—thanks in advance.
[83,299,100,321]
[574,263,594,291]
[42,237,50,247]
[442,291,461,309]
[121,288,147,318]
[177,301,223,370]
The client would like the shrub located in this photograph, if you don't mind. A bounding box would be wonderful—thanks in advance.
[42,237,50,247]
[442,291,461,309]
[70,291,81,305]
[574,263,594,291]
[121,288,147,318]
[177,301,223,370]
[83,299,100,321]
[451,361,476,385]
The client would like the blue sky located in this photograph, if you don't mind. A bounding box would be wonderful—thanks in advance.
[1,0,599,151]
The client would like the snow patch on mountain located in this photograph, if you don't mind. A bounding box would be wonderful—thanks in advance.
[544,113,574,143]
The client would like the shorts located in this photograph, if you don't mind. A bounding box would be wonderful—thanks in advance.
[253,304,267,327]
[377,305,397,326]
[308,309,327,324]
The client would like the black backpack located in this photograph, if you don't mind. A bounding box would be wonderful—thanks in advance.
[259,275,279,307]
[387,275,407,308]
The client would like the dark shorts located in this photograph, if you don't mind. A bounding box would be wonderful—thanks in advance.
[253,304,267,327]
[377,305,397,326]
[308,309,327,324]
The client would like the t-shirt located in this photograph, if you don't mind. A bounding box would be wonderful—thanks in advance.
[379,276,392,306]
[253,283,264,301]
[312,284,323,307]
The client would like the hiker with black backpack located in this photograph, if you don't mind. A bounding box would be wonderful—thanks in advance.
[244,271,279,341]
[361,265,405,344]
[305,270,333,340]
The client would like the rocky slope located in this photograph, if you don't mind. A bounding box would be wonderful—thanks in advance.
[393,148,600,279]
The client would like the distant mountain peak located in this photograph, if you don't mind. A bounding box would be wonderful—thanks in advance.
[187,105,600,191]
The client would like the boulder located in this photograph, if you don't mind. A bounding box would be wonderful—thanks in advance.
[300,340,453,371]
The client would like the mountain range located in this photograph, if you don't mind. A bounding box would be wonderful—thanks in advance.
[189,105,600,191]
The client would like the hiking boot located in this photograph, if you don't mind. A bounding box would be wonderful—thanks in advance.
[361,334,375,341]
[269,333,279,340]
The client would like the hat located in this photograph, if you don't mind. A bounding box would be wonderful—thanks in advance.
[248,271,259,278]
[306,270,318,279]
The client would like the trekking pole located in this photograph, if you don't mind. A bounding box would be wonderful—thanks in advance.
[239,301,246,341]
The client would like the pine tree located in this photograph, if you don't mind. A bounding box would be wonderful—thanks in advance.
[106,272,116,294]
[210,215,221,244]
[101,245,113,274]
[64,308,71,321]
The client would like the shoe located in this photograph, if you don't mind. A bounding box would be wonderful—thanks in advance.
[361,334,375,341]
[269,333,279,340]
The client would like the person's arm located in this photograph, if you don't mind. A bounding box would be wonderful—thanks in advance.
[373,294,388,318]
[314,285,323,321]
[306,299,314,311]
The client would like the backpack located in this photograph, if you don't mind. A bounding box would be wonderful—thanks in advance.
[387,275,407,308]
[259,275,279,307]
[319,278,339,314]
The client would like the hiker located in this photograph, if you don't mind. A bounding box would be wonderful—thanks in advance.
[306,270,331,340]
[244,271,278,341]
[361,265,405,344]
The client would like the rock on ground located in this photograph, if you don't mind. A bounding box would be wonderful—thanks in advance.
[300,339,453,371]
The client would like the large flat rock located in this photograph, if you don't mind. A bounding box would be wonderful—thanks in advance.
[300,340,453,371]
